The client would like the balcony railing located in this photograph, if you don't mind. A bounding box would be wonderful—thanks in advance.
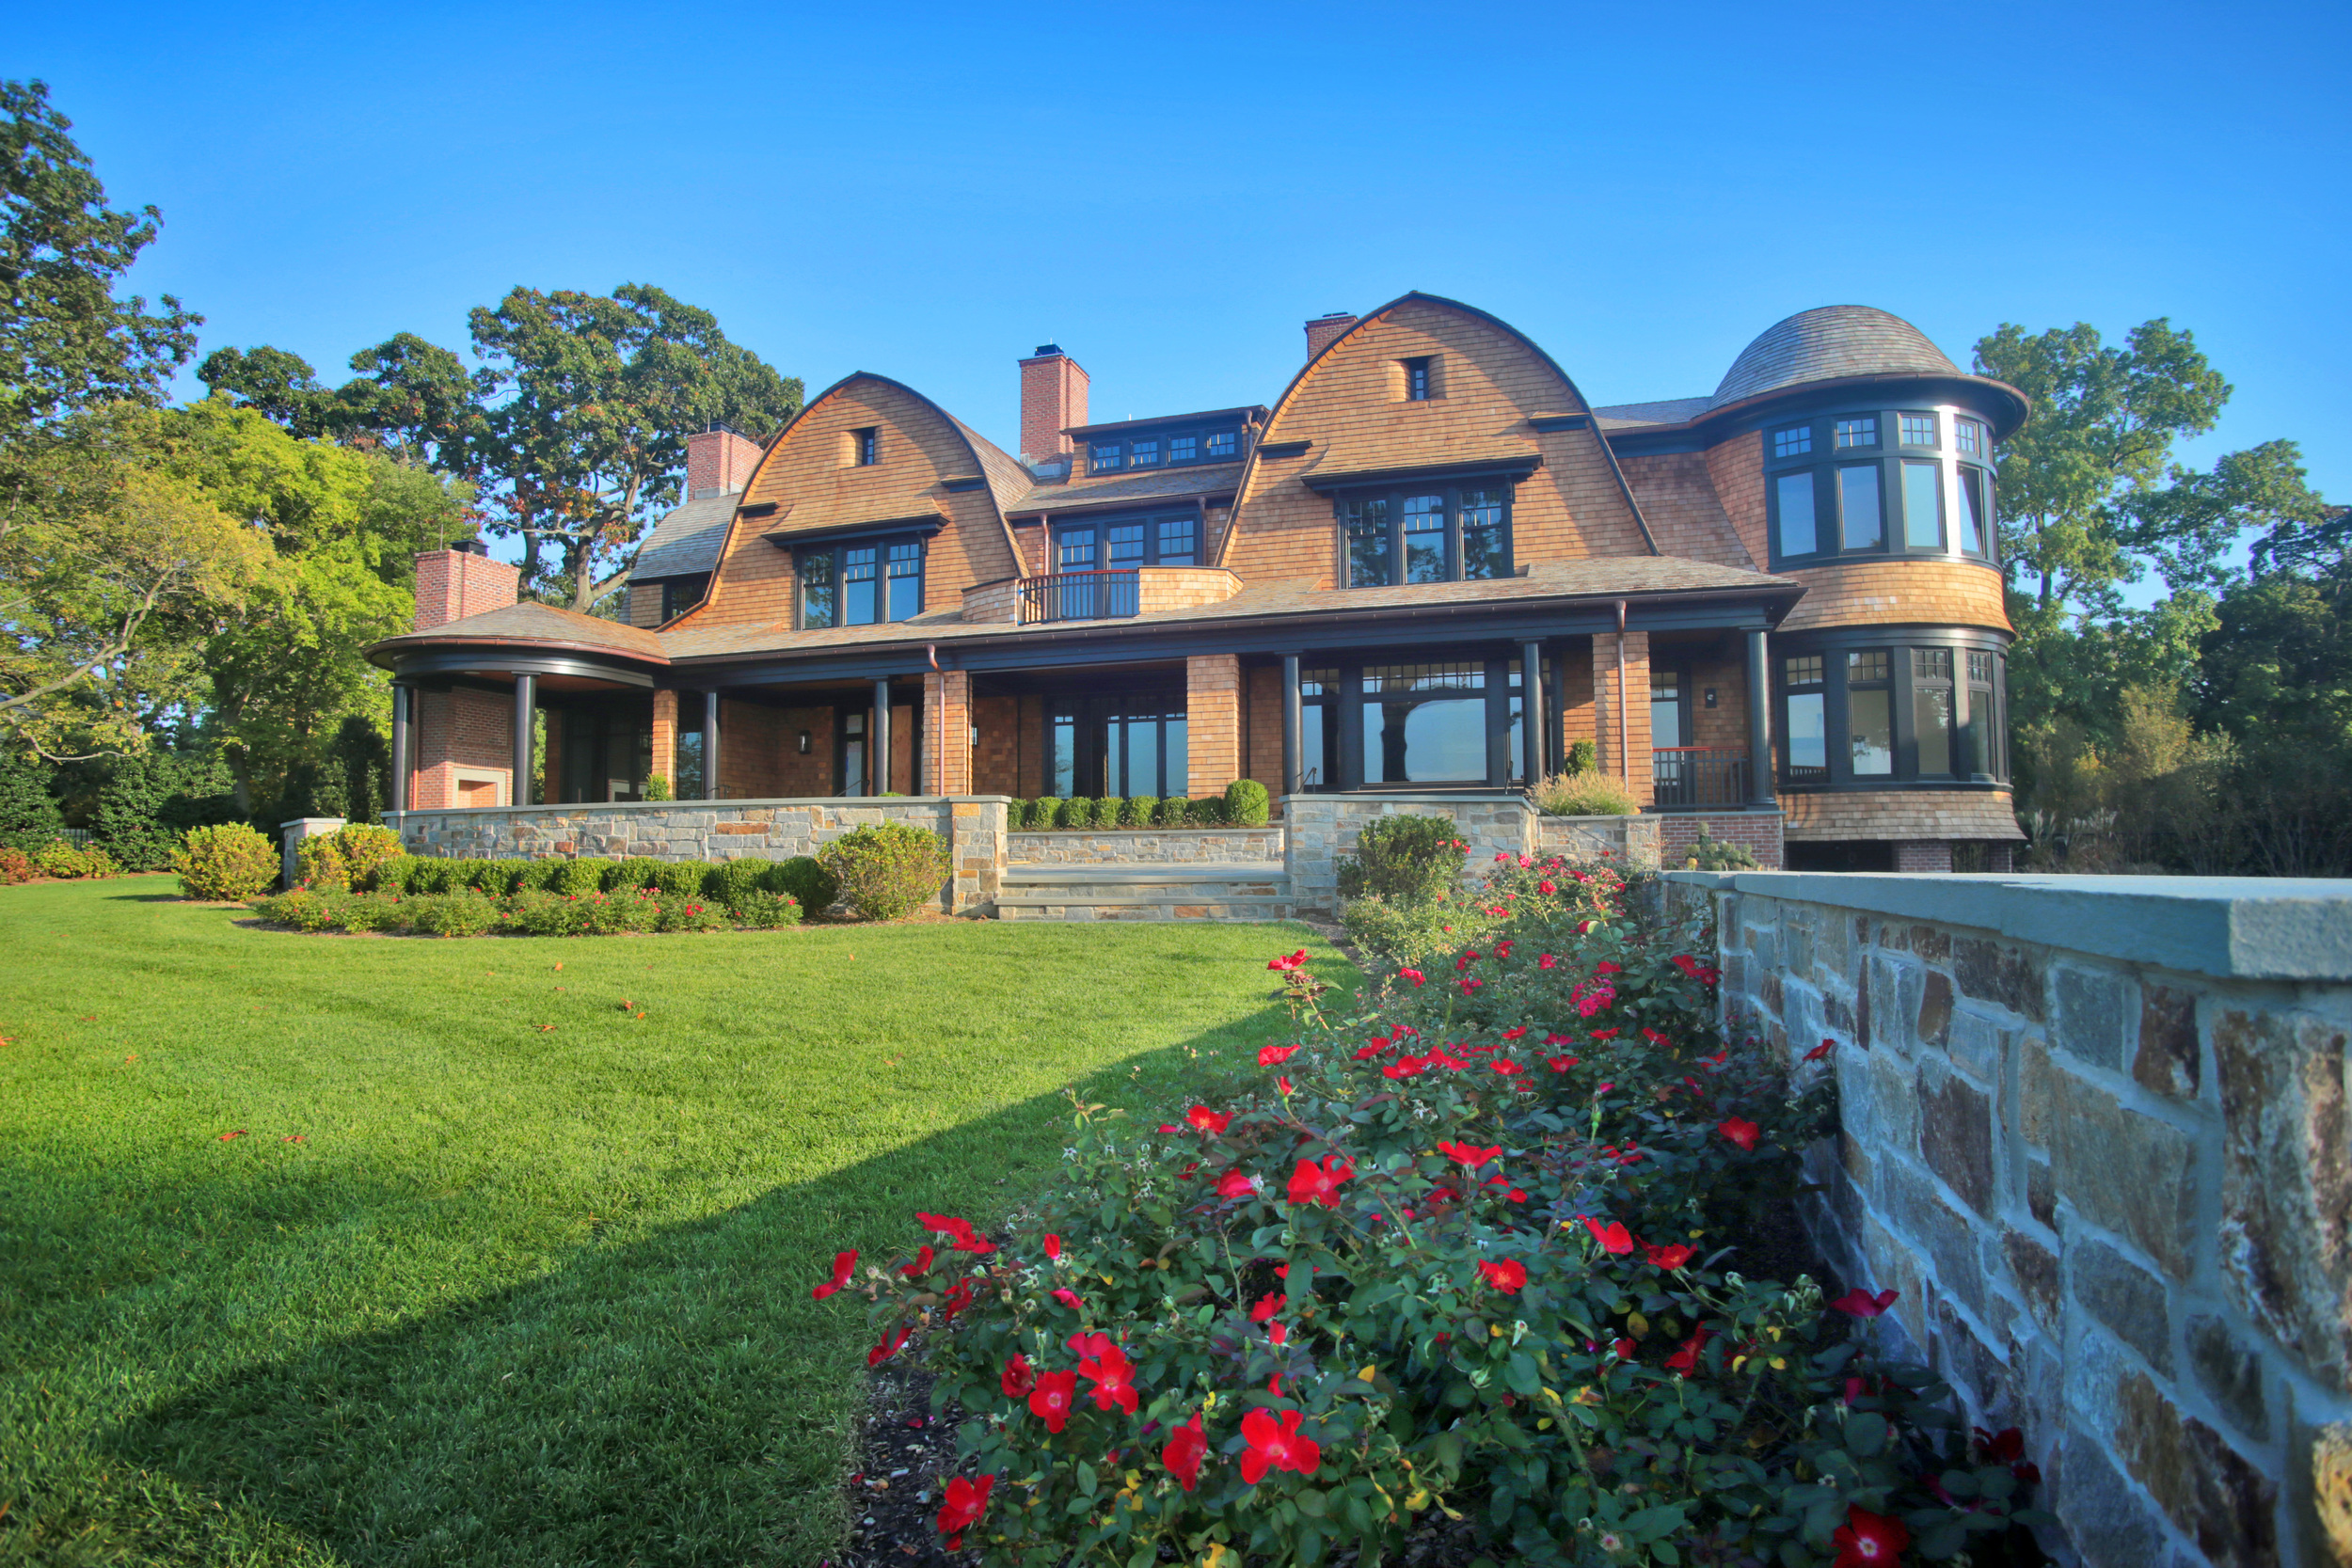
[1017,569,1140,625]
[1652,746,1750,808]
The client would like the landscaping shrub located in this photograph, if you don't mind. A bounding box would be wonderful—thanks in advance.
[1023,798,1057,830]
[504,890,589,937]
[816,822,949,921]
[1223,777,1270,826]
[1565,737,1598,776]
[611,856,665,891]
[405,893,500,937]
[295,823,406,892]
[767,854,839,915]
[553,857,612,895]
[512,858,565,893]
[334,892,410,933]
[651,860,708,897]
[1185,796,1227,827]
[644,772,674,802]
[254,886,342,932]
[0,846,34,883]
[656,894,727,933]
[1083,796,1117,829]
[36,841,121,879]
[1334,813,1465,902]
[1118,795,1154,828]
[580,887,664,935]
[1152,796,1190,827]
[810,858,2050,1566]
[1681,824,1761,870]
[172,824,278,900]
[0,752,64,848]
[726,888,802,928]
[1531,768,1640,816]
[709,857,774,913]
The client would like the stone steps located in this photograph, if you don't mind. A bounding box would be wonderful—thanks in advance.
[994,862,1297,923]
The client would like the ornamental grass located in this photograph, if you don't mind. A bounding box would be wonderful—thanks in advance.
[813,852,2050,1565]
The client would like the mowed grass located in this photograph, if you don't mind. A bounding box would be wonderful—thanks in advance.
[0,879,1350,1566]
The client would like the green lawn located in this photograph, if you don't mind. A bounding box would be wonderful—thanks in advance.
[0,879,1348,1566]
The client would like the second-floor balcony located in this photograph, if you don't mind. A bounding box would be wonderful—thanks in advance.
[962,564,1243,626]
[1018,568,1138,624]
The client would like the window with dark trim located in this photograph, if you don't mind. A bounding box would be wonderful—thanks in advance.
[1772,424,1813,459]
[1403,357,1433,402]
[1130,437,1160,467]
[1776,638,2008,787]
[660,574,709,621]
[1205,431,1236,459]
[798,534,926,628]
[1899,412,1939,447]
[1052,511,1200,571]
[1087,423,1245,476]
[851,427,879,467]
[1339,482,1513,587]
[1763,407,1999,569]
[1091,442,1121,472]
[1835,416,1878,449]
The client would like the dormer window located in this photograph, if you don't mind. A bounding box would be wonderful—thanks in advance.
[1130,437,1160,467]
[798,532,926,628]
[1091,442,1120,472]
[1168,434,1196,464]
[1403,356,1434,402]
[1340,482,1512,587]
[846,426,880,467]
[1205,431,1236,459]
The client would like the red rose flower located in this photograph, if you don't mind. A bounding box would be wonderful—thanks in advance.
[1590,1026,1621,1040]
[1276,1075,1294,1095]
[1353,1037,1392,1059]
[1238,1407,1322,1484]
[1455,950,1481,972]
[1186,1104,1231,1134]
[1078,1338,1139,1414]
[915,1211,997,1255]
[1829,1287,1900,1319]
[1718,1117,1761,1152]
[898,1245,933,1278]
[1537,952,1559,969]
[1459,977,1483,994]
[1830,1504,1911,1568]
[1161,1411,1208,1491]
[1581,1215,1634,1254]
[1613,1338,1636,1359]
[1436,1140,1501,1169]
[1501,1025,1529,1040]
[1258,1043,1300,1067]
[1381,1054,1427,1079]
[1538,880,1557,895]
[1477,1258,1527,1292]
[939,1275,976,1323]
[1641,1027,1671,1047]
[1595,960,1622,975]
[867,1322,912,1367]
[1000,1353,1035,1398]
[1644,1242,1695,1270]
[811,1249,857,1299]
[1546,1053,1580,1072]
[1052,1287,1084,1310]
[1043,1232,1061,1259]
[1285,1154,1354,1207]
[1492,1059,1524,1076]
[1804,1037,1836,1062]
[1267,948,1309,972]
[1216,1167,1256,1198]
[1663,1328,1710,1373]
[1396,967,1425,988]
[935,1473,993,1551]
[1494,940,1514,958]
[1028,1368,1078,1432]
[1249,1293,1280,1323]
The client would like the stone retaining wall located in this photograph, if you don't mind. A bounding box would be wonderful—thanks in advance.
[1009,828,1284,865]
[1534,813,1663,868]
[384,797,1012,916]
[1668,870,2352,1568]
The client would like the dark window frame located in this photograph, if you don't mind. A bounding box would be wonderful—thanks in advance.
[1049,509,1201,572]
[1773,630,2010,790]
[1087,422,1246,476]
[1403,356,1434,402]
[660,574,709,622]
[1762,404,2001,571]
[851,426,880,467]
[795,531,929,629]
[1335,481,1516,588]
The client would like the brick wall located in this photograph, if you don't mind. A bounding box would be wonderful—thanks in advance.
[1224,299,1649,589]
[1244,662,1283,789]
[650,690,678,788]
[1303,312,1358,361]
[972,692,1021,796]
[408,687,512,808]
[923,670,974,795]
[717,700,787,799]
[686,428,764,497]
[1896,838,1955,872]
[1680,871,2352,1568]
[1187,653,1241,797]
[1019,350,1089,460]
[1658,811,1785,869]
[413,548,518,630]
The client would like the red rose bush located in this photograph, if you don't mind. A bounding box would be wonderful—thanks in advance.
[813,850,2047,1564]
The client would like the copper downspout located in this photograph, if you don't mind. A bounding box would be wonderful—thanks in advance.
[927,643,944,796]
[1614,600,1630,784]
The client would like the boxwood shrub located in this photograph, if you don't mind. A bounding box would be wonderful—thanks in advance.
[173,823,278,900]
[767,854,839,915]
[816,822,949,921]
[1223,777,1270,826]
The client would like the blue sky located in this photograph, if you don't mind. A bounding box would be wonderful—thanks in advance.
[20,0,2348,548]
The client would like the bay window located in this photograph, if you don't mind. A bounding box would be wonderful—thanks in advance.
[1777,635,2008,787]
[1764,404,1999,569]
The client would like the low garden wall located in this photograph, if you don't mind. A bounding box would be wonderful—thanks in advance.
[383,797,1012,916]
[1008,828,1285,865]
[1665,869,2352,1568]
[1284,794,1661,914]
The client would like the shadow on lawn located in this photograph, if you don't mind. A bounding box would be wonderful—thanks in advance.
[89,1041,1237,1567]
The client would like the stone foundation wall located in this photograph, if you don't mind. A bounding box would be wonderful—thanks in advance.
[1009,828,1284,865]
[1534,813,1663,868]
[1668,870,2352,1568]
[385,796,1011,915]
[1284,793,1535,914]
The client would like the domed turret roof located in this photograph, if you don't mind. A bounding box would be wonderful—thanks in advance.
[1712,306,1962,407]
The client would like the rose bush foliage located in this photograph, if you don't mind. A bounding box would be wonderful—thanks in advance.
[815,854,2048,1565]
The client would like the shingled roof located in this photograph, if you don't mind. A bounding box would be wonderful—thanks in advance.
[630,494,737,581]
[369,599,668,662]
[1711,306,1962,407]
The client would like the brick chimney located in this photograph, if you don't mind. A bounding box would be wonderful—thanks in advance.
[1018,343,1089,462]
[686,426,764,499]
[413,540,520,631]
[1305,311,1358,362]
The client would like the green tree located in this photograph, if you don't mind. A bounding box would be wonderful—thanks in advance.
[1,80,199,427]
[0,746,63,846]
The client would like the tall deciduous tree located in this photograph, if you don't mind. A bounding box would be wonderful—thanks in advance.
[0,80,199,427]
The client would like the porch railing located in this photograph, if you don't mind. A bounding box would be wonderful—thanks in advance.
[1651,746,1750,807]
[1016,569,1140,625]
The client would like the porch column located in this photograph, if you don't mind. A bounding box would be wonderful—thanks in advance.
[1590,630,1652,806]
[1185,653,1240,800]
[1745,629,1775,805]
[871,679,892,797]
[703,690,722,800]
[650,689,678,794]
[1484,658,1511,788]
[511,673,535,808]
[1280,654,1302,797]
[389,682,410,815]
[922,669,973,795]
[1519,639,1547,782]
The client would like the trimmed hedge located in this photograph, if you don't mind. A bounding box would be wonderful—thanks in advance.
[815,822,950,922]
[173,823,277,900]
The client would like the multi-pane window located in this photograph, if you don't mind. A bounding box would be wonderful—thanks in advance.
[1899,412,1939,447]
[1901,461,1944,547]
[1846,651,1894,775]
[1168,435,1196,464]
[1784,656,1827,781]
[1298,666,1337,787]
[1955,420,1984,458]
[1775,471,1818,556]
[1361,663,1522,783]
[1340,483,1514,587]
[1130,438,1160,467]
[1955,467,1989,553]
[1835,416,1879,449]
[1156,515,1197,564]
[1404,357,1433,402]
[1206,431,1236,459]
[1055,512,1200,572]
[1967,651,1998,778]
[1913,649,1954,775]
[799,535,926,628]
[1838,465,1884,549]
[1768,407,1997,566]
[1091,443,1121,472]
[1089,426,1243,474]
[853,427,879,467]
[1773,424,1814,459]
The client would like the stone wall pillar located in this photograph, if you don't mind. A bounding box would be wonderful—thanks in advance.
[1592,630,1652,806]
[1186,653,1241,800]
[650,689,678,794]
[923,670,974,796]
[946,796,1008,914]
[280,816,346,887]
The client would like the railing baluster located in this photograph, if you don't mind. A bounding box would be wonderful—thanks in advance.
[1014,569,1142,625]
